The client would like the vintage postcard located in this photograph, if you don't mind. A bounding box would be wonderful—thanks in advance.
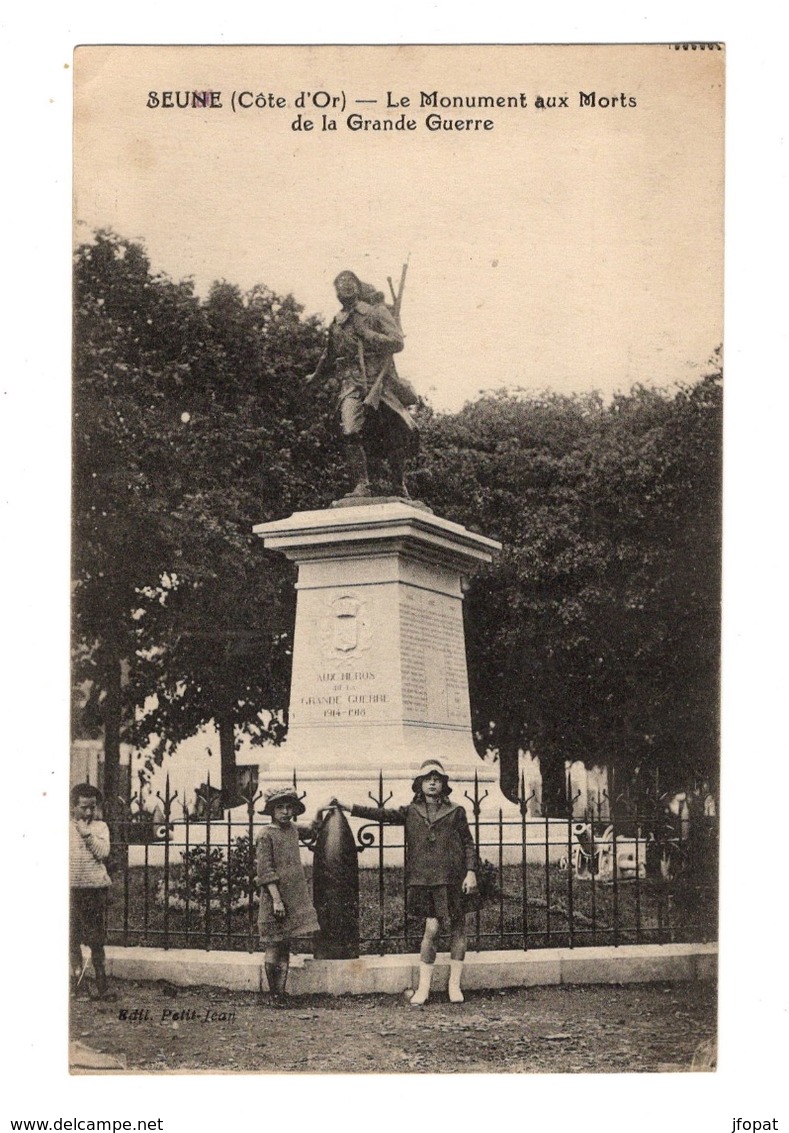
[71,43,724,1077]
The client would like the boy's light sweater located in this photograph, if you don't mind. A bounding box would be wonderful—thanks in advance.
[70,821,111,888]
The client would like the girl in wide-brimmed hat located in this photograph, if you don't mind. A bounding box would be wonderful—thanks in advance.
[330,760,478,1005]
[256,786,321,1007]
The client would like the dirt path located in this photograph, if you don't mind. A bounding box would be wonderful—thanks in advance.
[70,979,716,1074]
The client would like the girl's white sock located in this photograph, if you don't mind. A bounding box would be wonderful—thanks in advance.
[410,962,434,1006]
[448,959,465,1003]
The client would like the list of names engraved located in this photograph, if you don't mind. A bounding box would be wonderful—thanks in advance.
[400,589,469,725]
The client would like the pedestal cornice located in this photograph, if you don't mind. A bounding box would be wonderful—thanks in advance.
[254,501,501,575]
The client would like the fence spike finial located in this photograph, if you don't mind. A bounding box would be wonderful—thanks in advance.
[368,770,391,807]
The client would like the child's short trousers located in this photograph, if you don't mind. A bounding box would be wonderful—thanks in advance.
[407,884,479,925]
[70,888,109,948]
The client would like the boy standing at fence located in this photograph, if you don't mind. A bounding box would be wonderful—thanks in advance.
[331,759,478,1006]
[256,786,321,1007]
[70,783,115,1000]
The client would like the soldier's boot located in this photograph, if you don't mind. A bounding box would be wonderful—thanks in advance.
[388,447,411,498]
[344,441,371,497]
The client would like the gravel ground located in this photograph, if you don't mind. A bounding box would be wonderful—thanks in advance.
[70,978,717,1074]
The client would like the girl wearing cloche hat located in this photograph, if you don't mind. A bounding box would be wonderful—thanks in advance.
[330,760,478,1006]
[256,786,321,1007]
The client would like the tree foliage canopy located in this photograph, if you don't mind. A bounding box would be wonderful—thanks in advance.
[413,369,721,801]
[73,231,721,807]
[73,232,341,799]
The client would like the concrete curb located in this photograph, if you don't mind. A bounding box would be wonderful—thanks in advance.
[107,942,717,996]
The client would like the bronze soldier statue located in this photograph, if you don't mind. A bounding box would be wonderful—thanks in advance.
[307,270,418,499]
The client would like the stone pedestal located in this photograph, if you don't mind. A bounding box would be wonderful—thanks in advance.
[253,501,501,805]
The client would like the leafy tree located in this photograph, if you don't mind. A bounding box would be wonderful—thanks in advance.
[129,278,347,803]
[413,367,722,807]
[73,231,205,815]
[73,234,341,806]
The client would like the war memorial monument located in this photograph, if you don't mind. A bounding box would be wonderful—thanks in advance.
[254,268,507,817]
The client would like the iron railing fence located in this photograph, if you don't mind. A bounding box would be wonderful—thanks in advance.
[105,771,718,954]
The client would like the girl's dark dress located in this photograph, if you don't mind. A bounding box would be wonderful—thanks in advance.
[256,823,320,945]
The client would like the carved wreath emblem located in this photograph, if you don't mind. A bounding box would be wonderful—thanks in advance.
[320,594,372,661]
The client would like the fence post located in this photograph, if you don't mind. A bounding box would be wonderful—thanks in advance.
[116,787,131,946]
[155,774,177,950]
[244,786,262,952]
[519,772,535,952]
[465,772,488,952]
[204,771,213,951]
[367,771,392,955]
[565,775,580,948]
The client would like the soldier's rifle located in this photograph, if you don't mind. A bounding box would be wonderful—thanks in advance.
[363,258,409,411]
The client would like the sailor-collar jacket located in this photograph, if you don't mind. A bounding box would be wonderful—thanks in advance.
[350,798,477,888]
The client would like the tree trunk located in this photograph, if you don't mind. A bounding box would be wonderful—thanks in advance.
[540,753,569,818]
[498,738,521,804]
[102,652,122,825]
[217,710,239,809]
[101,651,127,877]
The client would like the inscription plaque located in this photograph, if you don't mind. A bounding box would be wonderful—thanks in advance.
[400,589,469,725]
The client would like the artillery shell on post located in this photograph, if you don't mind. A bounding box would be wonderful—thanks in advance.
[312,806,360,959]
